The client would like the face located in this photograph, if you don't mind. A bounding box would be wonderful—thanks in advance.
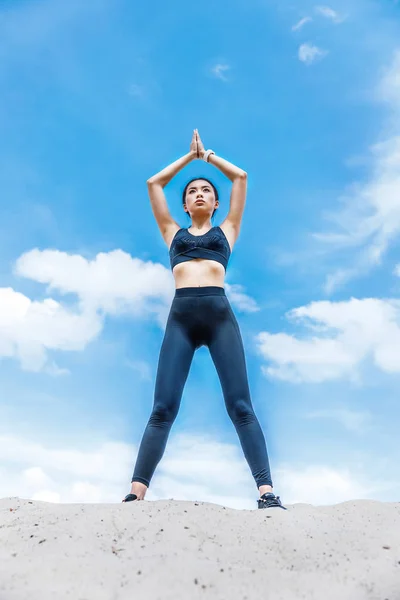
[184,179,218,217]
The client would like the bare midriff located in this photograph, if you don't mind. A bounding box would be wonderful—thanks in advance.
[172,259,225,289]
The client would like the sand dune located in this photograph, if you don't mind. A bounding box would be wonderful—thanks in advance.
[1,496,399,599]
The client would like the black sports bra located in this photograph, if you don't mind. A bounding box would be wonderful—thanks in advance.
[169,226,231,271]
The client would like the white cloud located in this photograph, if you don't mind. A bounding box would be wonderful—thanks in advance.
[0,287,102,371]
[315,136,400,263]
[225,283,260,312]
[315,5,345,23]
[23,466,52,487]
[298,43,327,65]
[0,432,390,507]
[311,51,400,292]
[1,248,258,372]
[14,248,257,317]
[0,249,175,371]
[322,268,358,296]
[255,297,400,383]
[0,433,132,504]
[15,248,175,316]
[15,250,257,317]
[292,16,312,31]
[317,134,400,291]
[211,63,230,81]
[275,464,384,504]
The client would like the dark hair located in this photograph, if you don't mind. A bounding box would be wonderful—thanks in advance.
[182,177,219,220]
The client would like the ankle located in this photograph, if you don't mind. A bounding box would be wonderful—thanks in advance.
[258,485,274,497]
[131,481,148,500]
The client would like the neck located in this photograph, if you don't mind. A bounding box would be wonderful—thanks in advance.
[189,219,213,231]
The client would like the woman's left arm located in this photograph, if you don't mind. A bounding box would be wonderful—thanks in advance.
[208,152,247,229]
[196,131,247,229]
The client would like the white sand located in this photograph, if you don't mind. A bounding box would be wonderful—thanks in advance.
[1,496,399,600]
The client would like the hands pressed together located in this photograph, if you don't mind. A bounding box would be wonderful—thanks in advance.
[190,129,206,160]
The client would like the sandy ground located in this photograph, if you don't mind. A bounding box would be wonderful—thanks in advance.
[0,496,399,600]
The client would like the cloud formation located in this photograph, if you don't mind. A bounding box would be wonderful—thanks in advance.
[1,248,258,372]
[211,64,230,81]
[224,283,260,312]
[0,431,387,507]
[315,5,345,23]
[0,249,175,371]
[15,248,174,315]
[255,297,400,383]
[292,17,312,32]
[0,287,102,372]
[314,51,400,292]
[298,43,327,65]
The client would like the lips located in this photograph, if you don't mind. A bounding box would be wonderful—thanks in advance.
[195,200,204,204]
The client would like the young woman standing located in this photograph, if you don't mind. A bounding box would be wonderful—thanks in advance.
[122,130,286,510]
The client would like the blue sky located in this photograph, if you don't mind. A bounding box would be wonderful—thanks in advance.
[1,0,400,509]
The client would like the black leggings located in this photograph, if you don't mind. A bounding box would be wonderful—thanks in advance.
[131,286,273,490]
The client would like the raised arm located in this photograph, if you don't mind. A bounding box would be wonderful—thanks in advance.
[196,131,247,231]
[147,131,198,239]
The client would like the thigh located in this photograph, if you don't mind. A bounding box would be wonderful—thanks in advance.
[153,305,196,418]
[208,297,252,408]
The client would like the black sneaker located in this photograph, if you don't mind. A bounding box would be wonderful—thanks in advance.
[122,493,138,503]
[257,492,287,510]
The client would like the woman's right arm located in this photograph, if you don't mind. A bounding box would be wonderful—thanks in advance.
[147,131,198,239]
[147,150,196,188]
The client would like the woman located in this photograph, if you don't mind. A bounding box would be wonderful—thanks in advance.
[122,130,286,510]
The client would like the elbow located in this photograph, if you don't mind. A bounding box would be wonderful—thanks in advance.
[238,170,247,179]
[147,177,165,188]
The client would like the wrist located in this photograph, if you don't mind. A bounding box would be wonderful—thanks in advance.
[202,149,215,162]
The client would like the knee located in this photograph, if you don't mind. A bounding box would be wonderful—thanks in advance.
[150,403,177,425]
[228,398,255,424]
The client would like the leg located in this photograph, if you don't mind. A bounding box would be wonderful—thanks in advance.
[208,297,273,493]
[129,311,196,496]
